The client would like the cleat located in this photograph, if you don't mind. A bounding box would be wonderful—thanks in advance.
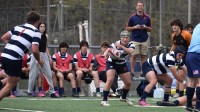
[72,93,79,97]
[55,91,60,97]
[38,91,45,97]
[138,99,151,106]
[13,91,20,97]
[27,92,36,97]
[96,92,101,97]
[61,92,67,97]
[50,93,60,98]
[101,101,110,106]
[156,101,171,106]
[32,92,37,97]
[78,92,86,97]
[185,107,194,112]
[109,93,117,97]
[194,109,200,112]
[167,102,177,106]
[120,97,133,106]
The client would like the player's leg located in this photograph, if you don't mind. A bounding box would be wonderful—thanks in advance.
[140,41,148,76]
[174,80,179,97]
[156,74,172,106]
[52,71,59,96]
[28,55,39,94]
[90,71,100,96]
[67,72,78,97]
[178,69,186,97]
[0,76,20,100]
[37,74,45,97]
[76,70,83,95]
[117,63,133,106]
[101,62,116,106]
[41,53,58,97]
[130,41,140,76]
[194,78,200,111]
[138,61,156,106]
[56,72,65,97]
[185,53,199,111]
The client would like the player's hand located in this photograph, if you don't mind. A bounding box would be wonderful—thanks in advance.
[134,24,141,29]
[141,24,148,30]
[115,43,122,49]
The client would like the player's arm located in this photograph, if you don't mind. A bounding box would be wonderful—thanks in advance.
[126,24,141,31]
[1,32,11,44]
[66,63,73,73]
[170,34,176,52]
[121,45,134,54]
[169,66,184,83]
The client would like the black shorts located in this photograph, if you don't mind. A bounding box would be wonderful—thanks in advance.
[2,57,22,77]
[106,62,129,74]
[142,61,154,77]
[56,71,74,82]
[98,71,106,82]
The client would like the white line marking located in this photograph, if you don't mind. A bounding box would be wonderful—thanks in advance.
[0,108,45,112]
[28,98,121,101]
[134,105,185,108]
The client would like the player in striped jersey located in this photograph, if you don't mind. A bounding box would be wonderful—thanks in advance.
[101,30,135,106]
[0,11,41,101]
[137,45,187,106]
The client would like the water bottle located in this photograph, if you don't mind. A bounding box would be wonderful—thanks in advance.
[153,83,164,98]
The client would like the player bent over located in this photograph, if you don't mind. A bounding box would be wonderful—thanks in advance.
[101,30,135,106]
[0,11,42,101]
[137,45,186,106]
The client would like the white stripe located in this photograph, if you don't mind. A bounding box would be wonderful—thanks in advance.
[5,43,24,56]
[1,53,19,60]
[0,108,44,112]
[12,35,31,47]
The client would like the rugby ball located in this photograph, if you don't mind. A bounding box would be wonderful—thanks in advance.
[108,48,121,60]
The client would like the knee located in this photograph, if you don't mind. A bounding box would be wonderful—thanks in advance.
[166,78,172,86]
[150,79,157,86]
[126,81,131,87]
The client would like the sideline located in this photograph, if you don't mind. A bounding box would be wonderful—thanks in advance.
[0,108,44,112]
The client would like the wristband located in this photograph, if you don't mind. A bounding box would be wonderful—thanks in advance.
[183,80,186,84]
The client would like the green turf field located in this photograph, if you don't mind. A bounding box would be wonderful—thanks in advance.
[0,97,185,112]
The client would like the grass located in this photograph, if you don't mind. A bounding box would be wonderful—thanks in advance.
[0,97,185,112]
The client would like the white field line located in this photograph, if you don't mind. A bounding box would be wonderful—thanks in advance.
[134,105,185,108]
[0,108,45,112]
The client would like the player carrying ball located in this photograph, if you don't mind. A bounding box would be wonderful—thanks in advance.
[101,30,135,106]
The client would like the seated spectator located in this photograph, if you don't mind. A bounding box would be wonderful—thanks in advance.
[52,42,78,97]
[73,40,101,97]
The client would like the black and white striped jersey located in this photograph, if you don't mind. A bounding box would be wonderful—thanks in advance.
[107,40,135,64]
[147,51,184,74]
[1,23,41,60]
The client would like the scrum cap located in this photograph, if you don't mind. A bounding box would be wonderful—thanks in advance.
[120,30,130,38]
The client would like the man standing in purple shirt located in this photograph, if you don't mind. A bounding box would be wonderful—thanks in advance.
[126,0,152,77]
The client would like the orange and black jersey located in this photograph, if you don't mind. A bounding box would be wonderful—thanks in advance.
[171,30,192,49]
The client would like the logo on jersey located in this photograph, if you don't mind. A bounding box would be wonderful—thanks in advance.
[193,70,199,75]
